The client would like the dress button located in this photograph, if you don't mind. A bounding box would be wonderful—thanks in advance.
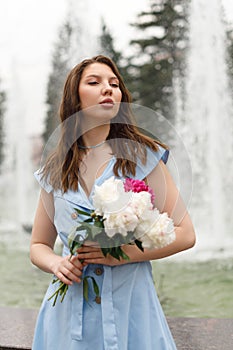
[71,212,78,220]
[94,267,103,276]
[95,296,101,304]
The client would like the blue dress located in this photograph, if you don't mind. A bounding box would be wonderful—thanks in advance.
[32,146,177,350]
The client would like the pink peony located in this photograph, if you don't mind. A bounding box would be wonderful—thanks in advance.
[124,178,155,204]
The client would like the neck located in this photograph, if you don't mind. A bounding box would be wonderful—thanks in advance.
[79,140,106,149]
[81,124,110,148]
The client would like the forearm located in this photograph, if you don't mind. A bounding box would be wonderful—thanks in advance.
[121,225,195,263]
[30,243,63,275]
[77,212,195,266]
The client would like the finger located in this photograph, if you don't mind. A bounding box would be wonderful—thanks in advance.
[56,270,73,285]
[77,251,104,260]
[61,266,82,284]
[81,258,105,265]
[59,259,83,282]
[77,245,100,252]
[68,260,84,277]
[82,241,100,248]
[82,255,120,266]
[70,255,84,268]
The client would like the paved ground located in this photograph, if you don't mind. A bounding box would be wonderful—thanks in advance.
[0,307,233,349]
[167,317,233,350]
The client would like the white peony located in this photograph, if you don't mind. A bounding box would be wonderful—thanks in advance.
[92,176,175,249]
[135,210,176,249]
[92,176,131,215]
[134,208,160,240]
[129,192,153,217]
[104,207,139,238]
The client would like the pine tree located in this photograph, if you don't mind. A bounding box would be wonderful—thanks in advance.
[98,19,132,84]
[226,28,233,93]
[43,3,96,144]
[99,19,122,65]
[43,21,73,143]
[127,0,190,121]
[0,79,6,170]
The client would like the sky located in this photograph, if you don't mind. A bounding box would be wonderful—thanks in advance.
[1,0,233,137]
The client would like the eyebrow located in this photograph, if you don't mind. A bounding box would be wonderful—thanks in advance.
[85,74,119,81]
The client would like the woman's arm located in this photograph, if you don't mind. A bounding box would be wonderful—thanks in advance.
[30,189,83,285]
[77,160,196,265]
[143,159,196,257]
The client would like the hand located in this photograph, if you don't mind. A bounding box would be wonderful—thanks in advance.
[77,245,124,266]
[52,255,84,285]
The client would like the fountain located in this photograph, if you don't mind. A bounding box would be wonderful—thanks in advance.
[0,0,97,235]
[1,0,232,260]
[176,0,233,259]
[0,62,40,234]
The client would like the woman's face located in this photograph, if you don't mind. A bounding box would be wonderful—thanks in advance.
[78,62,122,123]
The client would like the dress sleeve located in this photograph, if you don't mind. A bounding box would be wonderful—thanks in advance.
[135,145,169,180]
[34,169,53,193]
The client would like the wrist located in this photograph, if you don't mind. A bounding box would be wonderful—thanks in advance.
[121,244,146,263]
[49,254,63,275]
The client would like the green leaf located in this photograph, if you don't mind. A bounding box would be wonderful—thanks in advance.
[100,235,110,247]
[84,218,93,223]
[101,247,110,257]
[74,208,92,217]
[110,247,121,261]
[83,276,100,302]
[69,233,84,254]
[135,239,144,252]
[126,231,135,242]
[83,277,89,302]
[70,242,82,255]
[89,276,100,296]
[60,284,68,302]
[47,280,69,307]
[51,277,59,284]
[118,248,130,261]
[94,220,104,228]
[88,225,104,239]
[74,224,89,232]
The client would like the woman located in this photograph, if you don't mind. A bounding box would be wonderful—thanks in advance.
[30,55,195,350]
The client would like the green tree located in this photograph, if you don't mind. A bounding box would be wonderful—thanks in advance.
[226,28,233,93]
[0,79,6,170]
[43,2,95,144]
[43,21,73,143]
[98,19,132,85]
[126,0,190,121]
[98,19,122,66]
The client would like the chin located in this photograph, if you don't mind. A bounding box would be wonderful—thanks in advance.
[81,104,120,125]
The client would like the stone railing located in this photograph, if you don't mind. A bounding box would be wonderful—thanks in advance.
[0,307,232,349]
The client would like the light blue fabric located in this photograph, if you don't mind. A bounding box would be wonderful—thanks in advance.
[32,146,177,350]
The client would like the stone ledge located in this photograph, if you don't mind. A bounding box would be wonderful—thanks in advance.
[0,307,233,349]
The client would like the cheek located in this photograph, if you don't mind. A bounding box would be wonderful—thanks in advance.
[79,87,96,108]
[78,88,85,106]
[116,90,122,102]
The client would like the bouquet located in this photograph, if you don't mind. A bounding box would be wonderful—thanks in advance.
[48,177,175,306]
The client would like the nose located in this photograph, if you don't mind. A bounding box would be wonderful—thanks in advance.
[102,83,112,95]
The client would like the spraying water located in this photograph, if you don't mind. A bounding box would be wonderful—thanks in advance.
[0,0,98,232]
[176,0,233,258]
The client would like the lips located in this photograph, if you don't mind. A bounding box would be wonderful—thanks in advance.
[99,98,114,106]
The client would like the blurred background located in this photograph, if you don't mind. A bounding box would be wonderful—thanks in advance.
[0,0,233,318]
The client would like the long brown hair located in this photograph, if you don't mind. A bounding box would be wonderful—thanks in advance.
[41,55,167,192]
